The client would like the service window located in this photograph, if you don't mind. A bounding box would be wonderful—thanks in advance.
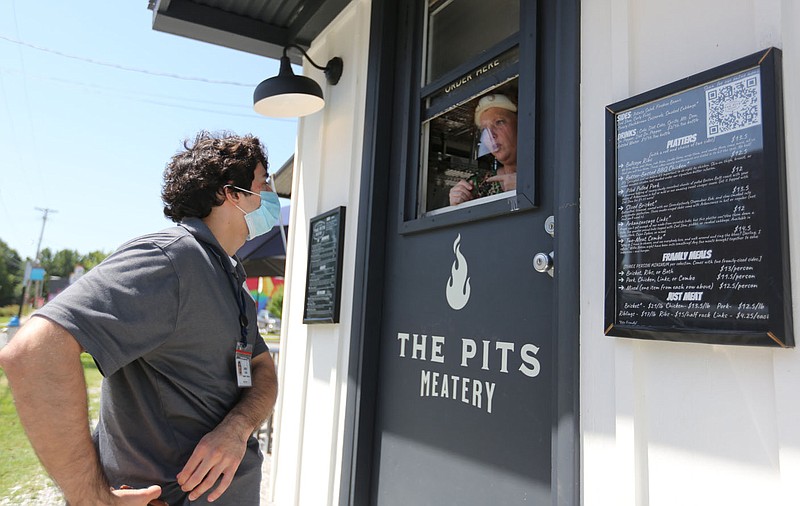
[414,0,524,222]
[421,76,519,214]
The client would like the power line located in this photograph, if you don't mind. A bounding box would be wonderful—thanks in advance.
[7,2,47,203]
[0,68,252,109]
[0,187,23,240]
[0,33,258,87]
[0,67,298,124]
[0,67,299,121]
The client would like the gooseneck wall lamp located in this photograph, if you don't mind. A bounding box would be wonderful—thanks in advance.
[253,44,343,118]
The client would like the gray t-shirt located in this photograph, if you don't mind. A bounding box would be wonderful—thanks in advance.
[37,218,268,505]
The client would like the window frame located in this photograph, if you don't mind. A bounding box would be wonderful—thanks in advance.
[397,0,537,235]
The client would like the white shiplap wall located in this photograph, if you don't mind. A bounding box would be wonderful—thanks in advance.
[269,1,371,505]
[581,1,800,505]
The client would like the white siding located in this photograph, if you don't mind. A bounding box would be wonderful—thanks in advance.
[269,1,371,504]
[581,1,800,505]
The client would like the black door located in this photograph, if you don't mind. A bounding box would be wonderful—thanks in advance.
[344,1,580,504]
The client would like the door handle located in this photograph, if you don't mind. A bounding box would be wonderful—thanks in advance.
[534,216,555,277]
[533,251,554,277]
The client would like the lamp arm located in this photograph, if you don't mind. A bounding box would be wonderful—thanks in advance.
[284,44,327,72]
[283,44,343,86]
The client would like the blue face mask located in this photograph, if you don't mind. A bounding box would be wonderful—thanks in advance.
[229,186,281,240]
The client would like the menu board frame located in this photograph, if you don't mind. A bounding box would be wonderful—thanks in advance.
[604,47,793,347]
[303,206,346,324]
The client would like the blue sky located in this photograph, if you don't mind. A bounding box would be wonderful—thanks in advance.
[0,0,297,259]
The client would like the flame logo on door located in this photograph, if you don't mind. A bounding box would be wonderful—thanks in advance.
[446,234,471,310]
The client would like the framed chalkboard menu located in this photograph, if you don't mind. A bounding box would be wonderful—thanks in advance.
[605,48,793,347]
[304,206,346,324]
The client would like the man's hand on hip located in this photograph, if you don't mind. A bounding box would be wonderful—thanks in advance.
[176,423,248,502]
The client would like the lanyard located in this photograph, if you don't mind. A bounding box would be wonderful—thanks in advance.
[209,247,250,347]
[233,284,249,347]
[203,242,253,387]
[180,221,251,348]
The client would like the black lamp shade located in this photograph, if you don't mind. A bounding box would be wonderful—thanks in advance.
[253,56,325,117]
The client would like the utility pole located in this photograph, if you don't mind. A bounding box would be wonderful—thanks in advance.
[33,207,57,261]
[17,207,57,318]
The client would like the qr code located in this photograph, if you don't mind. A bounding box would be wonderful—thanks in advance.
[706,70,761,138]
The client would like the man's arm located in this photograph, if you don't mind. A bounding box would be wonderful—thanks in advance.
[0,316,162,505]
[176,350,278,502]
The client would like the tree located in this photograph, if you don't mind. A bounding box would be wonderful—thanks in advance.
[81,250,108,270]
[34,248,109,299]
[267,285,284,320]
[36,248,108,279]
[0,243,109,307]
[0,239,23,306]
[37,247,53,267]
[48,249,83,278]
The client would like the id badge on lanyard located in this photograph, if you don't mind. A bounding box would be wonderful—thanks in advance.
[220,252,254,388]
[235,341,253,388]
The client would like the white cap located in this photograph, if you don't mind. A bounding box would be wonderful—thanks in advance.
[474,94,517,126]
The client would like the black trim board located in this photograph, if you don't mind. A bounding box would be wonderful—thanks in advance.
[338,0,398,504]
[547,0,581,503]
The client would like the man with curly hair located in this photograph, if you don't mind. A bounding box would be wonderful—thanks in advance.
[0,131,280,505]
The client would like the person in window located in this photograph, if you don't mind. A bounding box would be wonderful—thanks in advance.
[449,93,518,206]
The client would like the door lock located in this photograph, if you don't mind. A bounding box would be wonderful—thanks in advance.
[544,215,555,237]
[533,251,554,277]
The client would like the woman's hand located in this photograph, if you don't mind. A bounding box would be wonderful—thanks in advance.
[449,179,475,205]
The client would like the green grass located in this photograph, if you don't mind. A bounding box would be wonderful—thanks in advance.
[0,353,102,502]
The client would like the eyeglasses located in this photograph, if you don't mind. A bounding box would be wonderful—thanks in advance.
[225,185,262,197]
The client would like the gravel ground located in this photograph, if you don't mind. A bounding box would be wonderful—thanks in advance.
[0,479,63,506]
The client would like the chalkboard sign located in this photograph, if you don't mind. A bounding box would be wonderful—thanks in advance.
[304,206,346,324]
[605,48,793,347]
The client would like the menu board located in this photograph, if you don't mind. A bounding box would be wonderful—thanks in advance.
[304,207,346,324]
[604,48,793,347]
